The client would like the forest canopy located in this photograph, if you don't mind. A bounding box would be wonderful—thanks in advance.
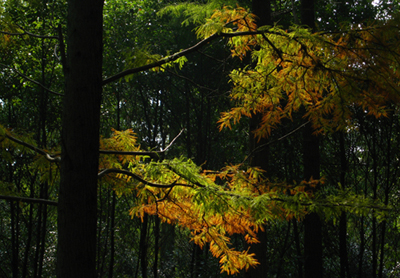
[1,0,400,277]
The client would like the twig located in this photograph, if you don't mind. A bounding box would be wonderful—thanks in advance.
[242,121,309,164]
[0,64,63,96]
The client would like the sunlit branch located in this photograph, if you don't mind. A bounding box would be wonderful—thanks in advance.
[162,129,185,152]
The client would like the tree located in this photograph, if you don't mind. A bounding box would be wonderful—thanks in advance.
[1,0,398,277]
[56,0,103,277]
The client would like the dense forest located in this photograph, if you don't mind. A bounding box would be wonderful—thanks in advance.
[1,0,400,277]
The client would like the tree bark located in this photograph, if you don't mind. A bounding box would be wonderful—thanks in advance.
[303,122,323,278]
[245,1,271,276]
[300,0,323,276]
[339,133,350,278]
[56,0,104,277]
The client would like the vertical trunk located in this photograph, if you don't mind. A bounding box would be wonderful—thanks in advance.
[245,1,271,276]
[300,1,322,276]
[22,186,34,278]
[293,219,303,278]
[153,217,160,278]
[38,184,49,278]
[379,117,393,278]
[339,133,350,277]
[108,192,116,278]
[56,0,103,277]
[358,218,365,276]
[303,123,322,278]
[139,214,149,278]
[372,130,378,278]
[10,201,19,278]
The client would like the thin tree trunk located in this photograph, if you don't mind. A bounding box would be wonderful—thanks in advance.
[108,192,116,278]
[372,129,378,278]
[10,201,19,278]
[153,216,160,278]
[22,187,34,278]
[293,219,303,278]
[140,214,149,278]
[339,133,350,277]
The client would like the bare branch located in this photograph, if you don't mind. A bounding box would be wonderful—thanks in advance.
[161,129,184,152]
[243,121,309,164]
[0,194,58,206]
[0,64,63,96]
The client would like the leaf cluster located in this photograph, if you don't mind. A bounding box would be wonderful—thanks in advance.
[195,7,400,138]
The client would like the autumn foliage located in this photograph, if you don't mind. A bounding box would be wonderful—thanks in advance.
[1,5,397,275]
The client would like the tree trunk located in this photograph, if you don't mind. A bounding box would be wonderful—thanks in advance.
[300,0,323,276]
[56,0,104,277]
[245,0,271,276]
[303,122,323,278]
[339,133,350,277]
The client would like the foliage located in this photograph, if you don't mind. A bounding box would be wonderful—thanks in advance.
[95,128,387,274]
[194,7,400,138]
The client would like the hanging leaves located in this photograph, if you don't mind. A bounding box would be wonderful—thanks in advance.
[195,7,400,138]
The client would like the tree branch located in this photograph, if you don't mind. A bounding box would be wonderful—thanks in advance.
[98,168,191,188]
[4,133,60,162]
[0,27,59,40]
[0,64,63,96]
[102,31,264,85]
[243,121,309,164]
[0,194,58,206]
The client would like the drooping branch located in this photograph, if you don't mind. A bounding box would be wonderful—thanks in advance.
[0,194,58,206]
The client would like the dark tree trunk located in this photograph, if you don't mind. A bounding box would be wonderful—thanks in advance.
[339,133,350,277]
[300,0,323,276]
[153,216,160,278]
[139,214,149,278]
[56,0,104,277]
[245,1,271,276]
[303,122,323,278]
